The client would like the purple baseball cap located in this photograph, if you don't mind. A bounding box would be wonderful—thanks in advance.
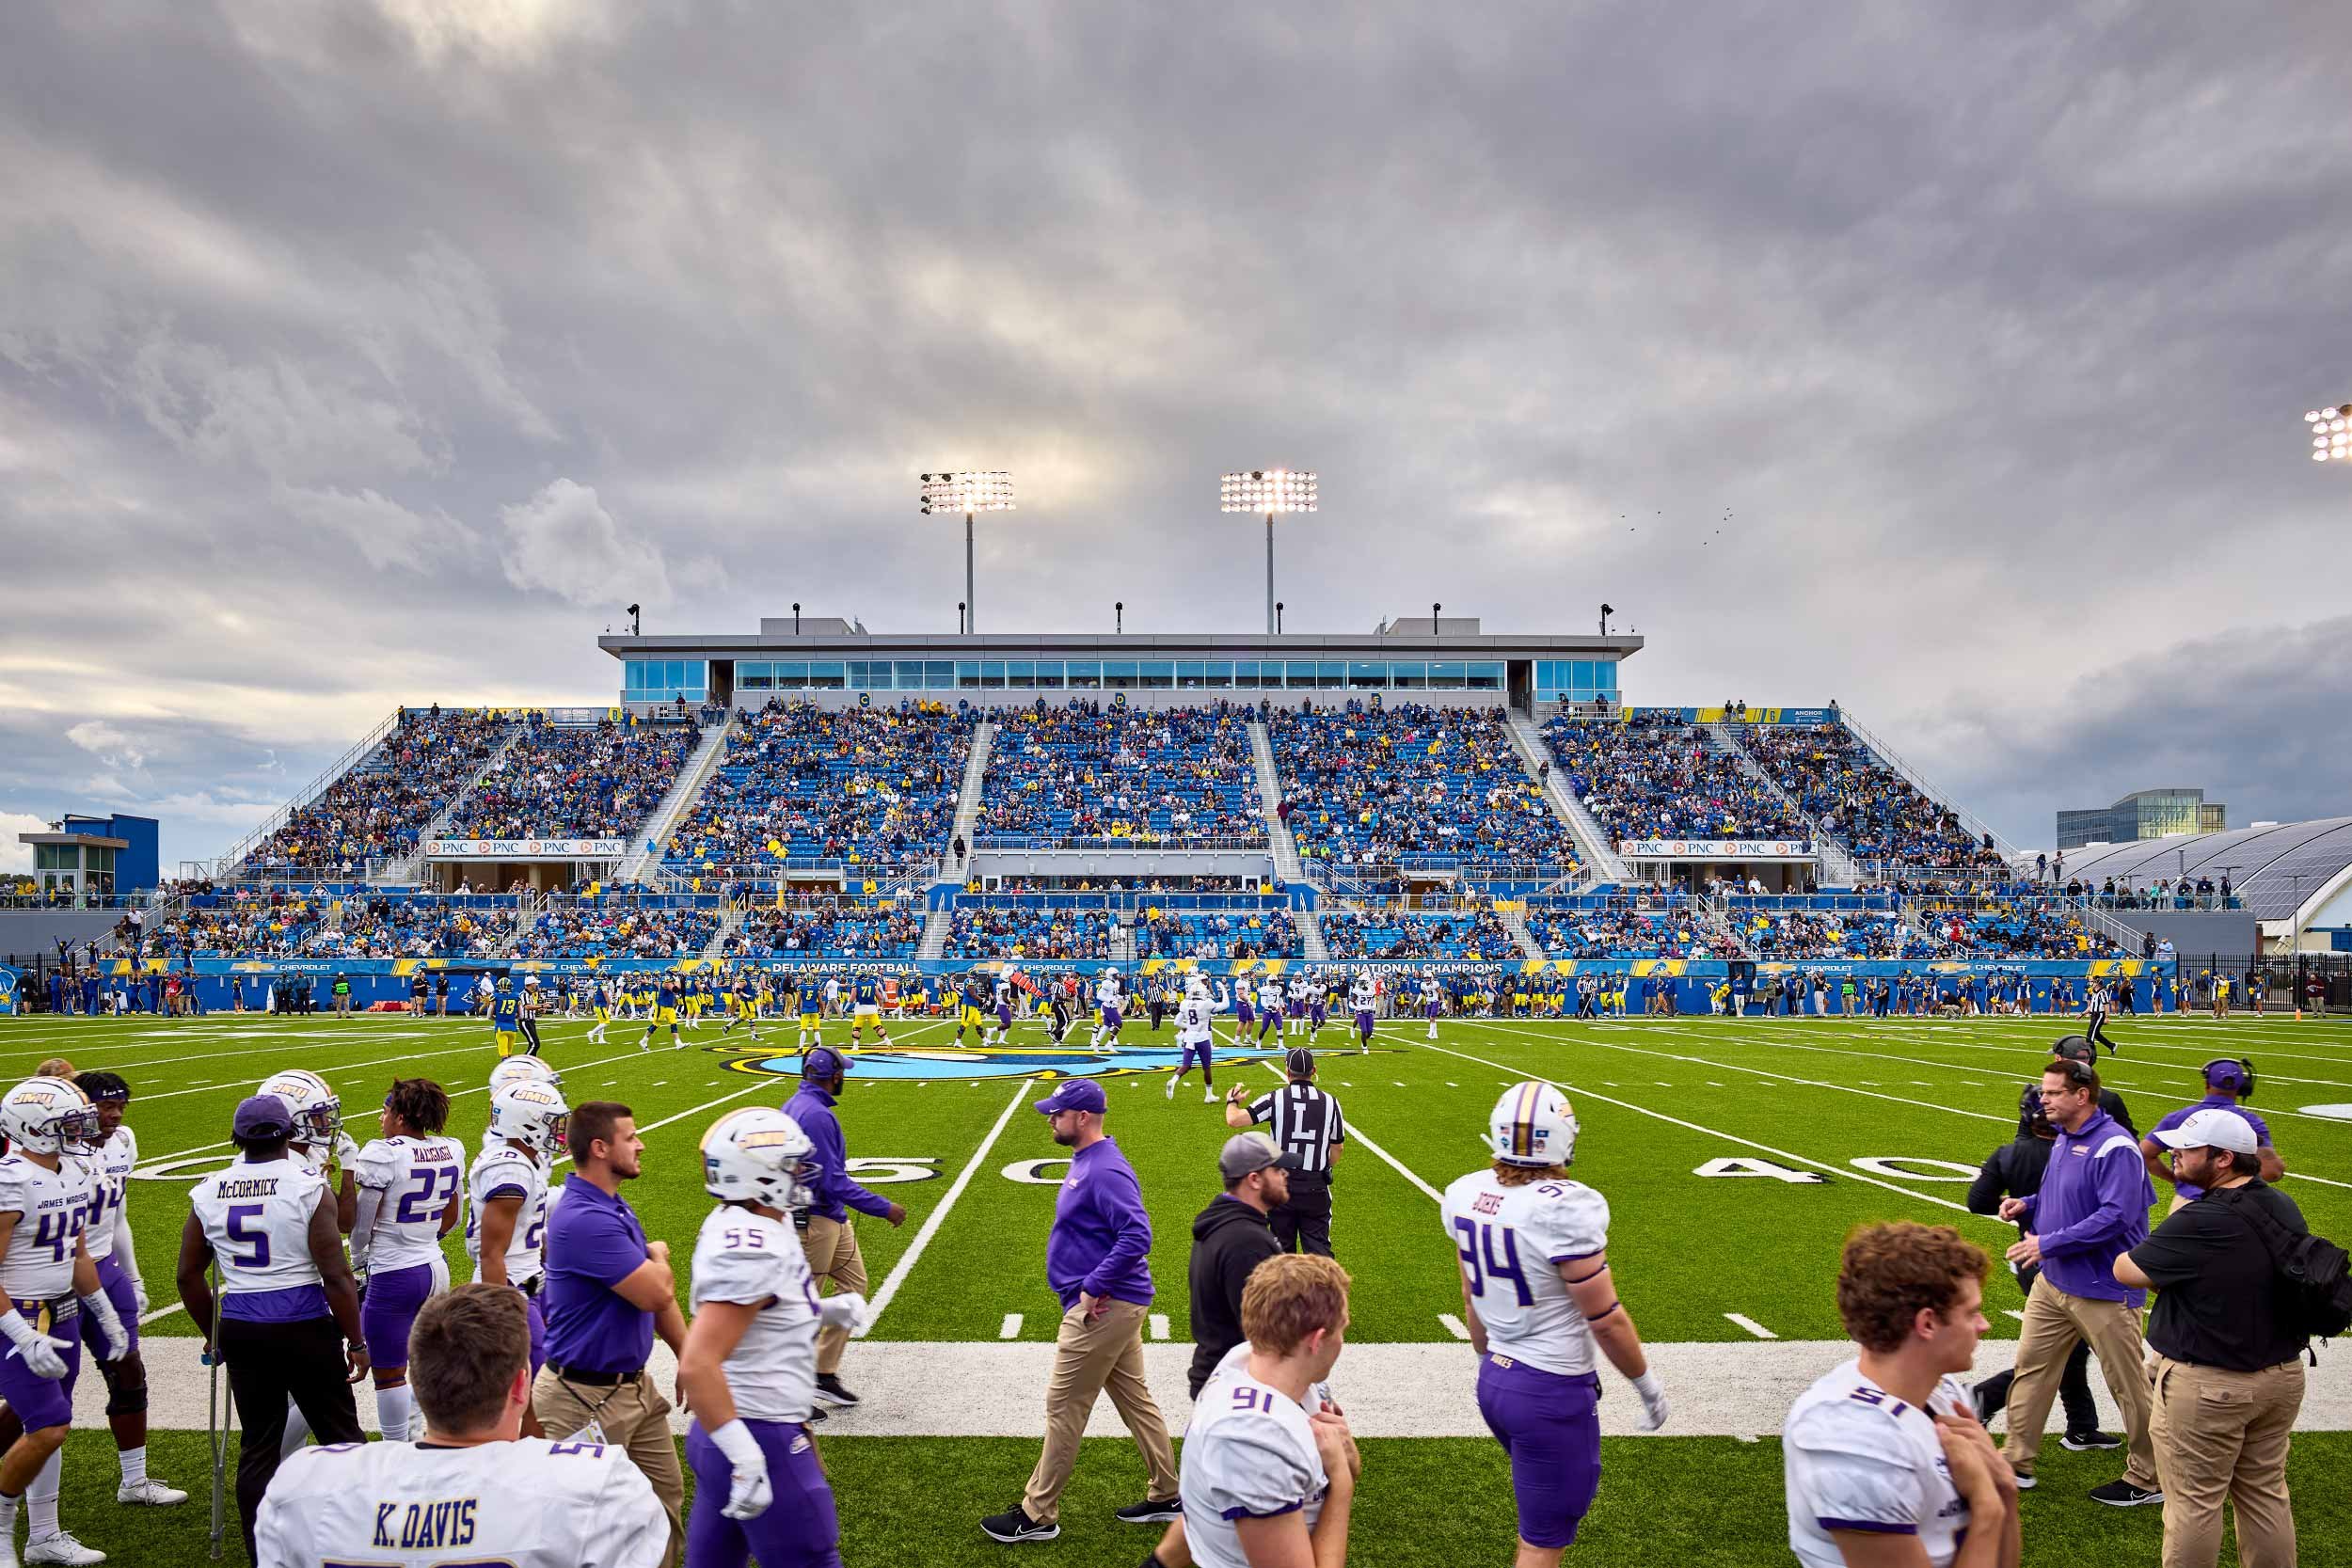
[1035,1079,1107,1116]
[233,1094,294,1142]
[803,1047,851,1081]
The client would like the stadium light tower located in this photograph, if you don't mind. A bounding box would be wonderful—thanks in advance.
[2306,404,2352,461]
[1221,468,1317,635]
[921,471,1014,633]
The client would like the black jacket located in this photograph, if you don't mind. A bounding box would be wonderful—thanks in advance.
[1188,1194,1280,1396]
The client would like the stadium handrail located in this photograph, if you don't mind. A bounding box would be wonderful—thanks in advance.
[208,706,406,875]
[967,832,1272,852]
[1834,709,2025,864]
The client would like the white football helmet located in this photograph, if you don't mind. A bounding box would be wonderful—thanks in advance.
[258,1068,342,1145]
[0,1077,103,1156]
[699,1106,816,1212]
[487,1055,562,1095]
[1184,974,1211,1001]
[1487,1080,1579,1168]
[485,1082,571,1159]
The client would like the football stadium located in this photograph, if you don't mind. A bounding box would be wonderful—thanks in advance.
[3,610,2349,1568]
[8,8,2352,1568]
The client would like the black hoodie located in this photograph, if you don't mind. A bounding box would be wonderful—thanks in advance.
[1188,1193,1280,1396]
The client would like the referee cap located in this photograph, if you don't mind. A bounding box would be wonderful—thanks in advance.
[1283,1047,1317,1079]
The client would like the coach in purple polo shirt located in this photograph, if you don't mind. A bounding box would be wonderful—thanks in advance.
[1997,1055,2164,1507]
[2141,1057,2285,1211]
[980,1078,1180,1544]
[533,1101,687,1566]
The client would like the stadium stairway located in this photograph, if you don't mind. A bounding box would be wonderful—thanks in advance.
[1498,903,1543,961]
[1247,721,1306,884]
[373,723,529,885]
[617,719,733,883]
[1702,723,1866,887]
[701,903,745,962]
[942,721,995,880]
[1502,710,1627,883]
[917,904,956,961]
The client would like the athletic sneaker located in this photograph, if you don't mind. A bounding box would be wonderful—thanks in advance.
[814,1372,861,1409]
[2062,1430,2122,1451]
[980,1506,1059,1543]
[2009,1469,2036,1491]
[1967,1381,1999,1428]
[1115,1497,1182,1525]
[1203,1088,1216,1103]
[2089,1481,2163,1507]
[24,1530,106,1565]
[116,1478,189,1506]
[1165,1077,1176,1100]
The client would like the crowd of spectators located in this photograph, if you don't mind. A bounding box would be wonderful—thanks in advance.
[665,701,974,872]
[299,894,520,959]
[726,902,926,960]
[1542,711,1806,845]
[1523,900,1721,959]
[1319,906,1518,960]
[944,905,1116,960]
[1740,721,2003,869]
[1915,900,2125,959]
[1738,908,1936,961]
[1269,704,1577,869]
[442,715,696,842]
[2062,874,2237,911]
[511,898,718,960]
[244,707,516,875]
[1136,906,1299,959]
[148,888,324,958]
[976,702,1263,843]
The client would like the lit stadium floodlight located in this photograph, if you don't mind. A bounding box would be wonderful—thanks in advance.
[1221,468,1317,635]
[920,471,1014,631]
[2306,404,2352,462]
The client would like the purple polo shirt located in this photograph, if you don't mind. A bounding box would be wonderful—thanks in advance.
[2149,1096,2272,1201]
[2017,1108,2154,1306]
[1045,1136,1154,1310]
[541,1173,655,1375]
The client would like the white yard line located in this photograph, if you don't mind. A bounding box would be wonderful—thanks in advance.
[1150,1313,1170,1341]
[999,1314,1023,1339]
[1724,1313,1778,1339]
[1438,1313,1471,1341]
[854,1076,1036,1338]
[1417,1036,1990,1222]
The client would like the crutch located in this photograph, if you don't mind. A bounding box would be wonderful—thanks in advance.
[205,1261,227,1561]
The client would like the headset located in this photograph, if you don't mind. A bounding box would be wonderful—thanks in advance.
[2201,1057,2256,1100]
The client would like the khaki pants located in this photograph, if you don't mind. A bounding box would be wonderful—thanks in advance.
[532,1366,686,1567]
[1021,1299,1178,1526]
[2002,1275,2159,1488]
[800,1214,868,1376]
[2149,1354,2303,1568]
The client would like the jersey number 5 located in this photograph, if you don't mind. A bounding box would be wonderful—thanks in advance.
[1452,1217,1533,1307]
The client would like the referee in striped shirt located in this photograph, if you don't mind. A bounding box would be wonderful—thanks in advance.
[1224,1046,1343,1255]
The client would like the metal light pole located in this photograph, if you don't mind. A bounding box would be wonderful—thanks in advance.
[1222,469,1317,635]
[2306,404,2352,460]
[921,472,1014,633]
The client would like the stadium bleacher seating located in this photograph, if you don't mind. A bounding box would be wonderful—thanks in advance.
[1541,711,1806,845]
[1522,895,1721,958]
[1136,903,1299,959]
[442,715,697,841]
[299,894,522,959]
[725,900,926,960]
[1319,905,1518,960]
[512,896,719,959]
[151,888,325,958]
[1268,704,1577,870]
[944,902,1116,960]
[664,701,974,875]
[976,703,1263,844]
[243,707,516,875]
[1739,721,2003,870]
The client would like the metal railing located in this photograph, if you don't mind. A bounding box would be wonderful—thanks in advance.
[208,707,404,875]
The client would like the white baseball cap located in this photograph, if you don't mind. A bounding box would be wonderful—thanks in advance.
[2153,1107,2259,1156]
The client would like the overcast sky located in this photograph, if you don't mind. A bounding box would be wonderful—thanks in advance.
[5,0,2349,872]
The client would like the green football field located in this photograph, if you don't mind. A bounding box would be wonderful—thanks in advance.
[9,1007,2352,1565]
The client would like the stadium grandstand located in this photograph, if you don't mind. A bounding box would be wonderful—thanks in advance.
[17,611,2311,1016]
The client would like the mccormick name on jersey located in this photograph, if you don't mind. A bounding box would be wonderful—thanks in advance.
[210,1176,283,1199]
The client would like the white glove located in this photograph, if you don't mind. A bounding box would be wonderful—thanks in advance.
[0,1310,72,1381]
[707,1419,772,1520]
[130,1276,151,1318]
[80,1291,129,1362]
[334,1132,361,1169]
[817,1291,868,1333]
[1631,1370,1669,1432]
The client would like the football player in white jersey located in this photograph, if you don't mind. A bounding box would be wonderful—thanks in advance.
[36,1073,183,1509]
[180,1093,368,1563]
[677,1107,866,1568]
[257,1068,358,1232]
[1091,972,1126,1053]
[1441,1082,1668,1567]
[1253,975,1285,1044]
[257,1280,667,1568]
[1148,1253,1359,1568]
[1348,974,1379,1053]
[351,1078,466,1442]
[1785,1223,2017,1568]
[0,1077,130,1568]
[1167,976,1230,1103]
[1420,973,1445,1040]
[468,1080,569,1405]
